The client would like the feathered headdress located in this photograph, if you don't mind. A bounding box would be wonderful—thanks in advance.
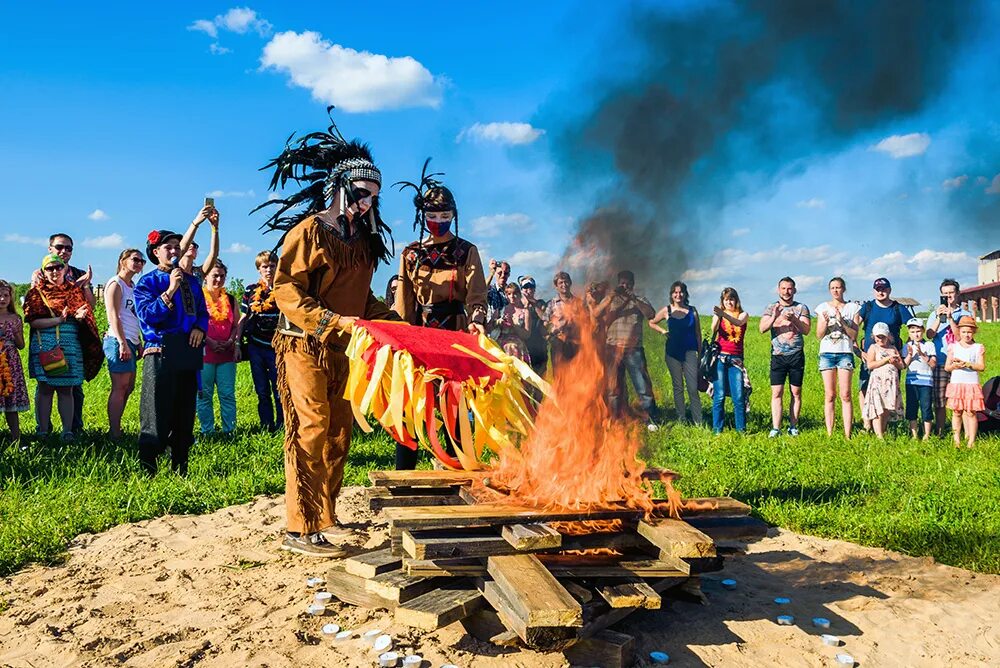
[394,158,459,242]
[252,106,393,265]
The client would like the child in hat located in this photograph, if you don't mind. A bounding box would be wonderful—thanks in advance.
[862,321,905,439]
[944,316,986,448]
[902,318,936,440]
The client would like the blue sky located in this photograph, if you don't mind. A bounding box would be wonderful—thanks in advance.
[2,2,998,312]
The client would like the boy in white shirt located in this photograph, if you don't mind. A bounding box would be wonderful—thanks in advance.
[903,318,937,439]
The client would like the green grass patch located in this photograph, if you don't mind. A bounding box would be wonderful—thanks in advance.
[1,310,997,575]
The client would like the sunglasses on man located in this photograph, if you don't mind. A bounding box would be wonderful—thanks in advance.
[53,244,73,252]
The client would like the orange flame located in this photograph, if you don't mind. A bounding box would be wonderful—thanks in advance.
[492,301,668,516]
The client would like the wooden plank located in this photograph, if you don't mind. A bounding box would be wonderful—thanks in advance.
[674,496,751,518]
[369,486,465,512]
[597,580,661,610]
[394,584,483,631]
[561,580,594,604]
[487,555,582,628]
[637,519,716,558]
[578,577,688,640]
[369,470,477,487]
[502,523,562,551]
[479,580,577,651]
[402,528,510,559]
[385,503,643,530]
[460,609,521,647]
[344,548,402,579]
[563,630,636,668]
[406,557,689,579]
[364,569,436,604]
[687,515,770,543]
[324,563,396,610]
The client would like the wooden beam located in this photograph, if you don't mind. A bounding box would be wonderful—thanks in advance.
[637,519,716,558]
[344,548,402,579]
[502,524,562,550]
[460,609,521,647]
[486,555,582,628]
[687,515,770,543]
[324,563,396,610]
[405,557,689,579]
[394,584,483,631]
[675,496,751,518]
[597,580,661,609]
[405,557,484,577]
[384,503,643,531]
[563,630,636,668]
[479,580,577,651]
[364,569,435,604]
[561,580,594,604]
[369,470,478,487]
[368,486,465,512]
[578,577,688,640]
[402,528,509,559]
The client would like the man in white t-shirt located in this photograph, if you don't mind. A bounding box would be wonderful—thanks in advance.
[925,278,972,434]
[903,318,936,440]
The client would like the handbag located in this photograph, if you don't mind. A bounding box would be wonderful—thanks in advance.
[37,327,69,376]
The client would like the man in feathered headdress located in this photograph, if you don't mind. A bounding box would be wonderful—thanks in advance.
[255,108,400,557]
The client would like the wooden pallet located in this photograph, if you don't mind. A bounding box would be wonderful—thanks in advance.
[328,470,766,654]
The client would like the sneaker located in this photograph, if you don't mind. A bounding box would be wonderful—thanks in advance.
[788,427,799,437]
[319,524,357,542]
[280,532,348,558]
[768,428,781,438]
[646,422,659,433]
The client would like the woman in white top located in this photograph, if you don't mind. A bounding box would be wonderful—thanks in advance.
[815,277,860,438]
[103,248,145,437]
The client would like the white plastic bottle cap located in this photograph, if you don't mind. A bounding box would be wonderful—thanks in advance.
[649,651,670,664]
[776,615,794,625]
[835,654,856,666]
[402,656,422,668]
[373,634,393,652]
[378,651,399,667]
[314,591,333,603]
[334,630,352,642]
[721,579,737,590]
[362,629,383,644]
[821,634,841,646]
[321,623,340,636]
[774,597,791,604]
[306,603,325,616]
[306,576,325,588]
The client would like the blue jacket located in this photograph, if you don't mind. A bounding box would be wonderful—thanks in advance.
[134,269,209,348]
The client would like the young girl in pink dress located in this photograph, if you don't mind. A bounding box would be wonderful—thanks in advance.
[0,280,30,442]
[945,316,986,448]
[862,321,904,439]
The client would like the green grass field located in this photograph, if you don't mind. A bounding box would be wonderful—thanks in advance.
[1,299,998,577]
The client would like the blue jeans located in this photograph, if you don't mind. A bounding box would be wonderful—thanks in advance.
[197,362,237,433]
[712,355,746,433]
[248,342,283,430]
[605,346,657,421]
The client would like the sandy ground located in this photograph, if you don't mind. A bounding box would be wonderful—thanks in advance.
[1,489,998,668]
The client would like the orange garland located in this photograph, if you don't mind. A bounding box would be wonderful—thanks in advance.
[248,283,276,314]
[0,350,13,398]
[203,287,231,322]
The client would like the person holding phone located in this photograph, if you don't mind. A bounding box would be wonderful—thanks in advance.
[133,229,208,475]
[925,278,972,435]
[177,201,221,286]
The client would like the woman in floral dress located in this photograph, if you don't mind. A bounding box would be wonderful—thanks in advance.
[0,280,30,442]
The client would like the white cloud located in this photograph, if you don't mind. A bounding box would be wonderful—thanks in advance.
[209,43,232,56]
[4,233,47,246]
[189,7,271,40]
[731,227,750,237]
[942,175,968,189]
[976,176,989,186]
[839,249,973,281]
[986,174,1000,195]
[795,198,826,209]
[681,267,726,281]
[83,233,125,249]
[508,250,559,273]
[225,242,253,254]
[467,213,532,238]
[87,209,110,221]
[260,31,443,113]
[188,18,218,38]
[713,244,849,267]
[870,132,931,159]
[790,275,825,291]
[207,189,256,198]
[457,122,544,145]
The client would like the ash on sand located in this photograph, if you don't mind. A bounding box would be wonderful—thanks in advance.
[2,489,998,667]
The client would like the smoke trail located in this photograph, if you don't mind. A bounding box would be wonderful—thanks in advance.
[546,0,977,288]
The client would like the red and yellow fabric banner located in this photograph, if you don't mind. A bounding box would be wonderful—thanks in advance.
[345,320,551,470]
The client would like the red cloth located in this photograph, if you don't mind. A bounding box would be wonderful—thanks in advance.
[358,320,503,385]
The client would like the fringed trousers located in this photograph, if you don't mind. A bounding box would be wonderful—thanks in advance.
[275,335,352,534]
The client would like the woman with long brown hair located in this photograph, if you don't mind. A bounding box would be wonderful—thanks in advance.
[0,279,29,442]
[709,287,749,433]
[104,248,145,437]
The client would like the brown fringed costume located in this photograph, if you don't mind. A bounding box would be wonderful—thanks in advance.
[272,215,396,533]
[254,109,398,540]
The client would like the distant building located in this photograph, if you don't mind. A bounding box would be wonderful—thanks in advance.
[959,250,1000,322]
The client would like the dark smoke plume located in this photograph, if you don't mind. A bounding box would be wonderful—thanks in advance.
[546,0,976,288]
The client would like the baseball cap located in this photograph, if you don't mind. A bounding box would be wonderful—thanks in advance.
[873,277,891,290]
[872,322,890,336]
[906,317,924,328]
[519,275,536,289]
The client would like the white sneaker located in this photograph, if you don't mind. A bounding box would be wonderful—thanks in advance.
[768,428,781,438]
[647,423,659,432]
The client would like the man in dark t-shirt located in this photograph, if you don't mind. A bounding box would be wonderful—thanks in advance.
[854,277,914,429]
[238,251,283,432]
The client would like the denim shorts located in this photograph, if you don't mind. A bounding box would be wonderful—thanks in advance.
[103,337,139,373]
[818,352,855,372]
